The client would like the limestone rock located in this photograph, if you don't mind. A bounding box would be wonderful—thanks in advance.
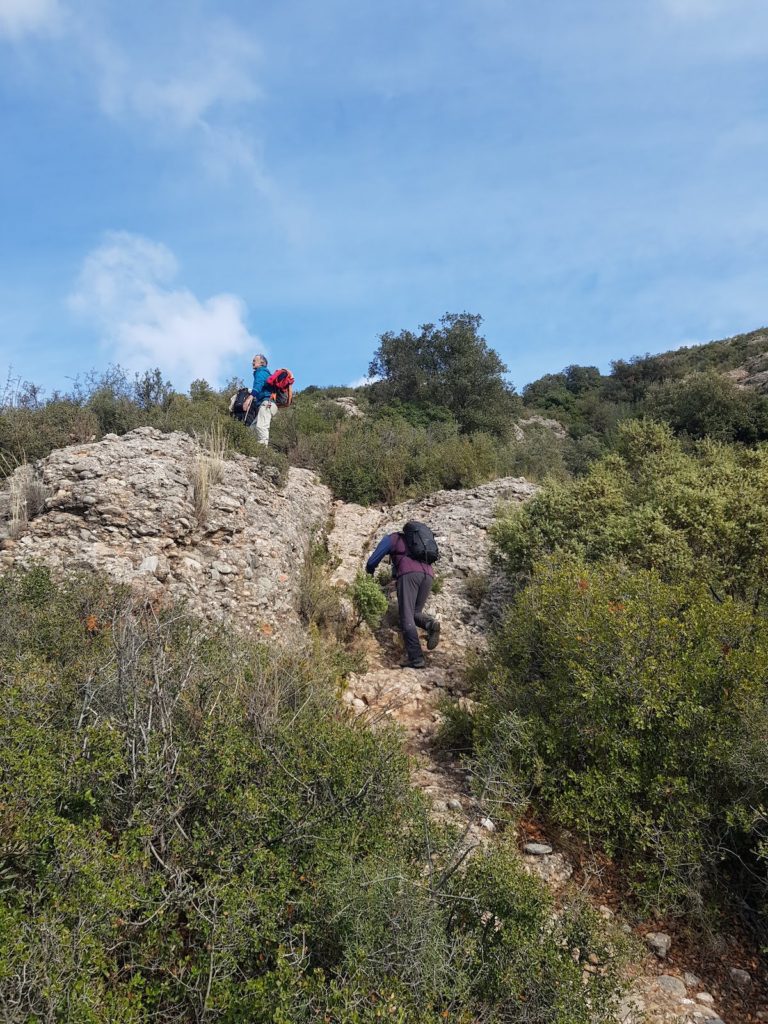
[654,975,687,1000]
[0,428,332,637]
[522,851,573,887]
[523,842,553,856]
[516,415,568,440]
[645,931,672,959]
[333,396,365,418]
[617,992,645,1023]
[728,966,751,992]
[329,476,538,655]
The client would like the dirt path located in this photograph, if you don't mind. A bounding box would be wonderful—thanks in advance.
[327,483,752,1024]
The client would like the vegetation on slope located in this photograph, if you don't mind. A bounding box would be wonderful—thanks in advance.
[470,419,768,936]
[1,315,570,505]
[0,567,625,1022]
[5,319,768,507]
[521,326,768,460]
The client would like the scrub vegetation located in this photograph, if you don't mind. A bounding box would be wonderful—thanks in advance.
[0,567,625,1022]
[470,419,768,940]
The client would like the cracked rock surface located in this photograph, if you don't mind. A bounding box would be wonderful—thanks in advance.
[0,428,331,636]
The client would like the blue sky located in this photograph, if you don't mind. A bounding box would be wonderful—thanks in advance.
[1,0,767,395]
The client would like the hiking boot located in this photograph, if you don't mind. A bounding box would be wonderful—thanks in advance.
[400,657,427,669]
[426,619,441,651]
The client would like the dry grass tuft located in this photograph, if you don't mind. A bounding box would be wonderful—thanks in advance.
[2,457,49,539]
[188,423,228,523]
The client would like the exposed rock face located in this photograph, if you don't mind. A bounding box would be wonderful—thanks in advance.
[0,428,332,635]
[329,475,538,655]
[726,329,768,392]
[332,396,365,418]
[514,415,568,441]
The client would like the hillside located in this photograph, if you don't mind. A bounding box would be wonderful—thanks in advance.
[521,327,768,459]
[616,327,768,388]
[2,428,767,1021]
[3,322,768,1020]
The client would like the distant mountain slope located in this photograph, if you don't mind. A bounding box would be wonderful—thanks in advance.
[520,326,768,453]
[611,325,768,388]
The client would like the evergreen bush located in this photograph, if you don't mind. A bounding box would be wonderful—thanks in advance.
[0,568,623,1021]
[476,555,768,918]
[351,571,389,629]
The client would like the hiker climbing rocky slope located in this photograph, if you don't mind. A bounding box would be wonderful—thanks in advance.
[0,428,760,1023]
[327,486,751,1024]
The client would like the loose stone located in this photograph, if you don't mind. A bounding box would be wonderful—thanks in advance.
[654,975,687,999]
[729,967,751,992]
[645,931,672,958]
[524,842,553,856]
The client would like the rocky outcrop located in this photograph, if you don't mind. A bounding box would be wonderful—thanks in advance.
[332,396,365,418]
[513,415,568,441]
[726,337,768,393]
[330,478,537,855]
[329,475,537,653]
[0,428,332,635]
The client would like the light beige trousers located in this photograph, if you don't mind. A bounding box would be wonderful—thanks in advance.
[254,400,277,446]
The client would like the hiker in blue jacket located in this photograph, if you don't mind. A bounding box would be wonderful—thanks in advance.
[249,354,277,446]
[366,527,441,669]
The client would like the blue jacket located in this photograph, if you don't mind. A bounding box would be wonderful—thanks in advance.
[251,366,273,404]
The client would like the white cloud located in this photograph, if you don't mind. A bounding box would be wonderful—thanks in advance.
[74,20,270,189]
[347,376,375,388]
[90,24,261,128]
[0,0,62,38]
[2,5,270,190]
[69,232,260,386]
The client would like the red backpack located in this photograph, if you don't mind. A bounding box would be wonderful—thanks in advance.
[266,368,295,407]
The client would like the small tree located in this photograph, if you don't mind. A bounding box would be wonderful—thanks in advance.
[368,313,520,438]
[189,378,215,402]
[133,368,173,411]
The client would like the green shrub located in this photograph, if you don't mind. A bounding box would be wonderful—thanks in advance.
[0,568,623,1022]
[375,565,393,586]
[434,695,475,755]
[464,571,489,608]
[493,418,768,604]
[502,424,571,483]
[269,395,346,455]
[297,541,345,636]
[0,400,100,470]
[430,431,499,490]
[475,555,768,917]
[643,370,768,442]
[351,571,389,629]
